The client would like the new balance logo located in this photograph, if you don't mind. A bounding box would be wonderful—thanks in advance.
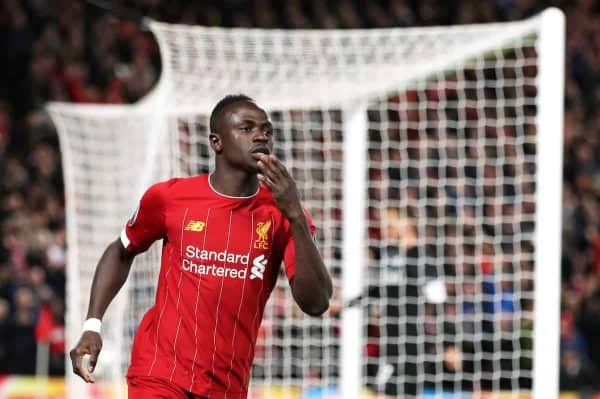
[250,255,267,280]
[184,220,205,232]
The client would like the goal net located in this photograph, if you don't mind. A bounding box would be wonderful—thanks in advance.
[48,8,564,399]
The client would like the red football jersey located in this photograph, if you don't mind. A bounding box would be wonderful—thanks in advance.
[120,174,314,398]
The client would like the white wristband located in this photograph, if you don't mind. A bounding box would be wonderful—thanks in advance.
[83,318,102,334]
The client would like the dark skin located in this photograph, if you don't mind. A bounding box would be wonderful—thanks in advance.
[70,100,333,383]
[70,239,135,382]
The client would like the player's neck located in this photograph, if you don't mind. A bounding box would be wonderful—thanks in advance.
[209,168,259,198]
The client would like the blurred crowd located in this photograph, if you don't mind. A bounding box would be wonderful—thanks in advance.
[0,0,598,394]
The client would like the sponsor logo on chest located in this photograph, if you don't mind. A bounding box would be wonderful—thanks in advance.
[180,218,272,281]
[250,255,267,280]
[181,246,269,281]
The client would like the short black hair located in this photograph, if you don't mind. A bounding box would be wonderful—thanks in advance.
[209,94,255,134]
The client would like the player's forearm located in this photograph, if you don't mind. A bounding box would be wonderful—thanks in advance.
[86,239,135,320]
[288,216,333,317]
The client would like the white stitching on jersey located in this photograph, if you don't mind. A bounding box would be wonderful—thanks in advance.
[148,207,188,376]
[208,173,260,199]
[189,208,212,391]
[168,317,183,382]
[209,210,234,391]
[225,211,255,393]
[244,214,275,384]
[169,206,191,382]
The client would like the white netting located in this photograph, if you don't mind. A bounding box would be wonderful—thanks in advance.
[46,104,170,392]
[362,39,539,395]
[154,19,539,111]
[155,21,535,111]
[48,11,562,398]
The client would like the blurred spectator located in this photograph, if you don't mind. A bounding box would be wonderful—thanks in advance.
[35,297,66,376]
[561,311,589,362]
[8,286,37,374]
[366,206,428,396]
[0,297,10,373]
[560,349,597,393]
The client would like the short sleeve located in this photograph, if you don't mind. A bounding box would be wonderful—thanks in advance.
[282,208,316,282]
[120,182,167,254]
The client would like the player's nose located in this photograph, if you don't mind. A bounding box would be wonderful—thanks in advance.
[253,130,269,142]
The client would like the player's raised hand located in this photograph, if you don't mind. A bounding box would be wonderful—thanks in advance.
[255,154,304,221]
[70,331,102,383]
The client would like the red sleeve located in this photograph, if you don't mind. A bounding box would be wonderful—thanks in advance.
[282,208,316,282]
[120,182,167,254]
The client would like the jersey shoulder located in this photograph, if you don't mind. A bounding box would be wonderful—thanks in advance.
[152,174,208,196]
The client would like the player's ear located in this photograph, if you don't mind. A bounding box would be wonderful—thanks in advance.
[209,133,223,153]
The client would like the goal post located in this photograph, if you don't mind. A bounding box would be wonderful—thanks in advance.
[48,8,564,398]
[341,100,368,399]
[533,8,565,398]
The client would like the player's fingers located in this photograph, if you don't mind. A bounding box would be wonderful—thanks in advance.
[70,348,92,382]
[256,158,267,173]
[88,346,101,373]
[258,156,281,178]
[257,160,280,183]
[269,155,290,176]
[70,348,83,375]
[257,173,275,189]
[256,156,271,171]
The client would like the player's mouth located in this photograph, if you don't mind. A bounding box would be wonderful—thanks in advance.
[251,147,271,155]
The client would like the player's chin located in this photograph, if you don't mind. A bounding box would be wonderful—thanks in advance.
[246,159,261,174]
[249,152,263,162]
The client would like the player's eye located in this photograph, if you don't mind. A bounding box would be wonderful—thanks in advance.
[243,125,253,132]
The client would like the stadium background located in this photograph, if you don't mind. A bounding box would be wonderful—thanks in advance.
[0,0,598,398]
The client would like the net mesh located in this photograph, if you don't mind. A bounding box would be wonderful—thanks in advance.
[48,15,549,398]
[46,105,169,387]
[363,39,538,395]
[153,20,539,110]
